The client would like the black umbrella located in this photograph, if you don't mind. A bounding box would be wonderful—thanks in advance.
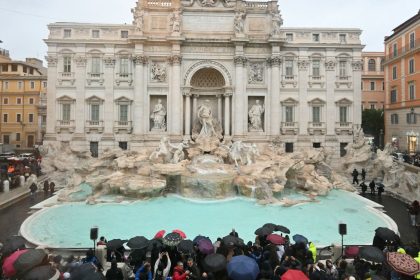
[177,239,194,254]
[203,253,227,272]
[254,226,273,236]
[193,235,211,245]
[14,249,48,276]
[127,236,149,249]
[163,232,182,247]
[359,246,385,263]
[375,227,398,241]
[106,239,126,251]
[263,223,277,231]
[70,263,99,280]
[275,225,291,234]
[222,235,244,246]
[147,239,163,251]
[22,265,59,280]
[1,236,26,256]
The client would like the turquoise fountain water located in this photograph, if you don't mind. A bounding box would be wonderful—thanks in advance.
[21,189,395,248]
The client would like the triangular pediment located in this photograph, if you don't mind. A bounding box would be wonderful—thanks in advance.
[86,95,104,103]
[281,97,299,105]
[308,98,325,105]
[56,95,75,102]
[114,96,132,103]
[335,98,352,105]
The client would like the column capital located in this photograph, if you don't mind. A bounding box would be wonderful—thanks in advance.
[45,55,58,67]
[182,87,192,96]
[133,55,148,65]
[103,56,116,68]
[325,59,336,71]
[298,59,310,71]
[192,93,200,98]
[74,56,87,68]
[352,60,363,71]
[234,56,248,66]
[267,56,282,66]
[169,55,182,65]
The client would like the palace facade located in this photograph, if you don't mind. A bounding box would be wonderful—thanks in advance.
[44,0,363,158]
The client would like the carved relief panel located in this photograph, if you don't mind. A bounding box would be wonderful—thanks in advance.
[150,62,167,83]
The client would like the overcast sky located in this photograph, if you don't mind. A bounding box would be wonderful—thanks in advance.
[0,0,419,62]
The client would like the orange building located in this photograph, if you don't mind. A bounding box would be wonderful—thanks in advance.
[384,10,420,154]
[0,49,47,150]
[362,52,385,110]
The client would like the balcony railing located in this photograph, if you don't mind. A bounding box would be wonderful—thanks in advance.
[59,72,75,79]
[87,73,104,86]
[335,122,353,135]
[115,73,133,86]
[281,121,298,135]
[55,120,75,133]
[385,38,420,63]
[283,75,296,81]
[114,120,132,133]
[85,120,104,133]
[308,122,326,135]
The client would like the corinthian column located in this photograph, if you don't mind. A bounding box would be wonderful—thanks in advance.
[183,88,191,136]
[270,56,282,136]
[233,56,247,137]
[170,55,182,136]
[133,55,147,135]
[224,89,232,136]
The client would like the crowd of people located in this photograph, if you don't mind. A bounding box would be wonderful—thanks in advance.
[351,169,384,197]
[1,224,419,280]
[0,157,41,191]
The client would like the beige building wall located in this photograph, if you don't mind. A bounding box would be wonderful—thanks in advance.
[0,51,47,150]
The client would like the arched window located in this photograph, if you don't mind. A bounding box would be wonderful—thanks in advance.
[368,59,376,72]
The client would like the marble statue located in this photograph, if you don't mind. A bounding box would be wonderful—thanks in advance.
[170,10,182,33]
[249,63,263,83]
[229,141,259,166]
[270,12,283,36]
[149,137,186,163]
[151,63,166,82]
[191,100,223,152]
[234,12,245,34]
[248,100,264,131]
[150,99,167,131]
[132,8,144,32]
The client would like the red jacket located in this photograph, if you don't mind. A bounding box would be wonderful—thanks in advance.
[172,266,188,280]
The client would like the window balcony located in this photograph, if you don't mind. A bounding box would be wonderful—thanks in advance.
[85,120,104,133]
[87,72,104,86]
[335,76,352,89]
[115,73,133,86]
[308,75,325,88]
[281,121,298,135]
[58,72,75,86]
[113,120,132,133]
[55,120,75,133]
[281,75,298,88]
[335,122,353,135]
[308,122,326,135]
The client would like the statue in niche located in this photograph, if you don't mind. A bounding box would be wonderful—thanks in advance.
[132,8,144,32]
[270,12,283,36]
[248,64,263,83]
[234,11,246,34]
[192,100,223,152]
[248,99,264,131]
[150,99,167,131]
[151,63,166,82]
[170,10,182,33]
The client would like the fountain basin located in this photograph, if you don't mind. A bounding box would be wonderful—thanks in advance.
[20,190,396,248]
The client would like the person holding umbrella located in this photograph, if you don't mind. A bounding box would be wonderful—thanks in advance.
[153,252,171,280]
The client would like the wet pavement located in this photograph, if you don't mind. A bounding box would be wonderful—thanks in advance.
[0,190,417,246]
[0,191,46,241]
